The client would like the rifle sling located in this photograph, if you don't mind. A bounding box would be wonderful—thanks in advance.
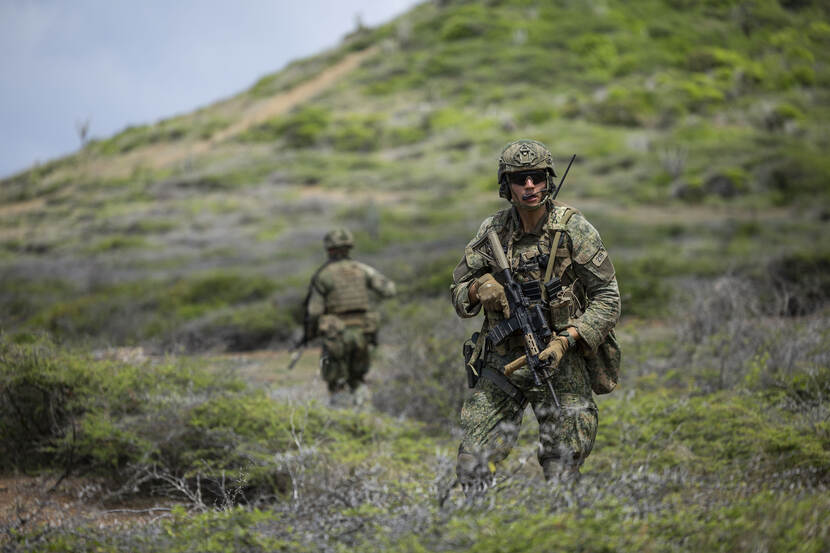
[542,207,576,300]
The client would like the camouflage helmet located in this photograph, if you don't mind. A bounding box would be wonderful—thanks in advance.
[323,228,354,249]
[497,139,556,199]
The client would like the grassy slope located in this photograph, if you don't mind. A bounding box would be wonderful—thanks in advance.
[2,0,829,347]
[1,0,830,550]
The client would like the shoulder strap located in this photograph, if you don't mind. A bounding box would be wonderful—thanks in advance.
[543,207,577,286]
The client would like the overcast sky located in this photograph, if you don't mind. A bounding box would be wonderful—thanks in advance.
[0,0,420,178]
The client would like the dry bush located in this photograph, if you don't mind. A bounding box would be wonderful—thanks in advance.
[372,298,473,432]
[672,271,829,399]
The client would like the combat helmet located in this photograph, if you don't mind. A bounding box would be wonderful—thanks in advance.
[323,228,354,249]
[497,139,556,200]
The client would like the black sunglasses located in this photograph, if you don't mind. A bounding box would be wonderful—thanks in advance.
[506,170,547,186]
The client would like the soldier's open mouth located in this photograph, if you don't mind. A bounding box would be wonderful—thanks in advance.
[522,192,539,201]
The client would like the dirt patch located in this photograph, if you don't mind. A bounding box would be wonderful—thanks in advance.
[0,474,177,543]
[0,198,46,218]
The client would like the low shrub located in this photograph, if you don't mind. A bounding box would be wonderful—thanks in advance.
[28,272,281,350]
[373,298,469,432]
[0,336,437,510]
[330,114,384,152]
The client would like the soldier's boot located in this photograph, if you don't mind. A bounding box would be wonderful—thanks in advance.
[456,452,493,499]
[327,377,352,408]
[540,456,581,483]
[351,382,372,412]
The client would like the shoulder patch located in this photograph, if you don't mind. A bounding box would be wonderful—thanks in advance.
[592,248,608,267]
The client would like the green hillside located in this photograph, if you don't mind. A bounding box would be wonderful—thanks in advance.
[1,0,829,551]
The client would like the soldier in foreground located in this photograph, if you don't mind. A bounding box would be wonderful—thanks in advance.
[304,228,396,407]
[450,139,621,489]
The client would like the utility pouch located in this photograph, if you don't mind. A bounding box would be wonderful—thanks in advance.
[547,283,577,332]
[583,329,621,394]
[547,296,571,331]
[363,311,381,345]
[363,311,380,334]
[463,331,484,389]
[318,314,345,337]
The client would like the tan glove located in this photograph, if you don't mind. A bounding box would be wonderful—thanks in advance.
[538,336,569,367]
[475,274,510,318]
[504,335,569,376]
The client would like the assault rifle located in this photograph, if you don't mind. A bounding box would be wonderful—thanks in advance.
[285,337,307,371]
[471,230,561,410]
[286,313,315,370]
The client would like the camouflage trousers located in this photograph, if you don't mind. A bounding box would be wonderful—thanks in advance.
[457,351,598,484]
[320,322,372,393]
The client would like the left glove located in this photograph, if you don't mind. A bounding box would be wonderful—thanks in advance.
[538,335,569,367]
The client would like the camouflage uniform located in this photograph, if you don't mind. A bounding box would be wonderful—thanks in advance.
[307,229,395,398]
[450,142,620,483]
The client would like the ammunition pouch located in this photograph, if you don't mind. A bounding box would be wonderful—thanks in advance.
[335,310,380,344]
[318,314,346,337]
[547,295,572,331]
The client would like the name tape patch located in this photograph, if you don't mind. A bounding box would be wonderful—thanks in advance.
[592,249,608,267]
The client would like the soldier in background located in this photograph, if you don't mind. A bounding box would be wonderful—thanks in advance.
[450,139,620,488]
[305,228,396,407]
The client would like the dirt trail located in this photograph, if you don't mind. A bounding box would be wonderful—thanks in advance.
[210,47,378,144]
[70,46,378,181]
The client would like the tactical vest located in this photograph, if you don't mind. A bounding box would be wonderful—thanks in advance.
[320,260,370,314]
[486,202,582,314]
[471,202,620,395]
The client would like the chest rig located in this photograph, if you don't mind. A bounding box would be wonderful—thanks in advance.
[500,205,580,335]
[464,205,579,398]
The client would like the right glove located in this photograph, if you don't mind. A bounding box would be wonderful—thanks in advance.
[475,273,510,318]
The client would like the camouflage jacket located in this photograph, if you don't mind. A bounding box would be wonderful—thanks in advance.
[307,258,396,332]
[450,202,621,396]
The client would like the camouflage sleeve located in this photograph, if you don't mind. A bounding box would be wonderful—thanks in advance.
[450,216,495,318]
[566,213,621,352]
[360,262,396,298]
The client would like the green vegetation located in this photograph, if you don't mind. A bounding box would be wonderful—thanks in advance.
[1,0,829,550]
[18,271,293,350]
[87,112,230,156]
[0,336,437,503]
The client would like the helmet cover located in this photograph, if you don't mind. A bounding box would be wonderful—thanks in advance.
[323,228,354,249]
[497,139,556,199]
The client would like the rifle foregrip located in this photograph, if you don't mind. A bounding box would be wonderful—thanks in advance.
[503,355,527,376]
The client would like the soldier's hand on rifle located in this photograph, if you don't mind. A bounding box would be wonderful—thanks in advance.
[473,273,510,318]
[539,335,570,367]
